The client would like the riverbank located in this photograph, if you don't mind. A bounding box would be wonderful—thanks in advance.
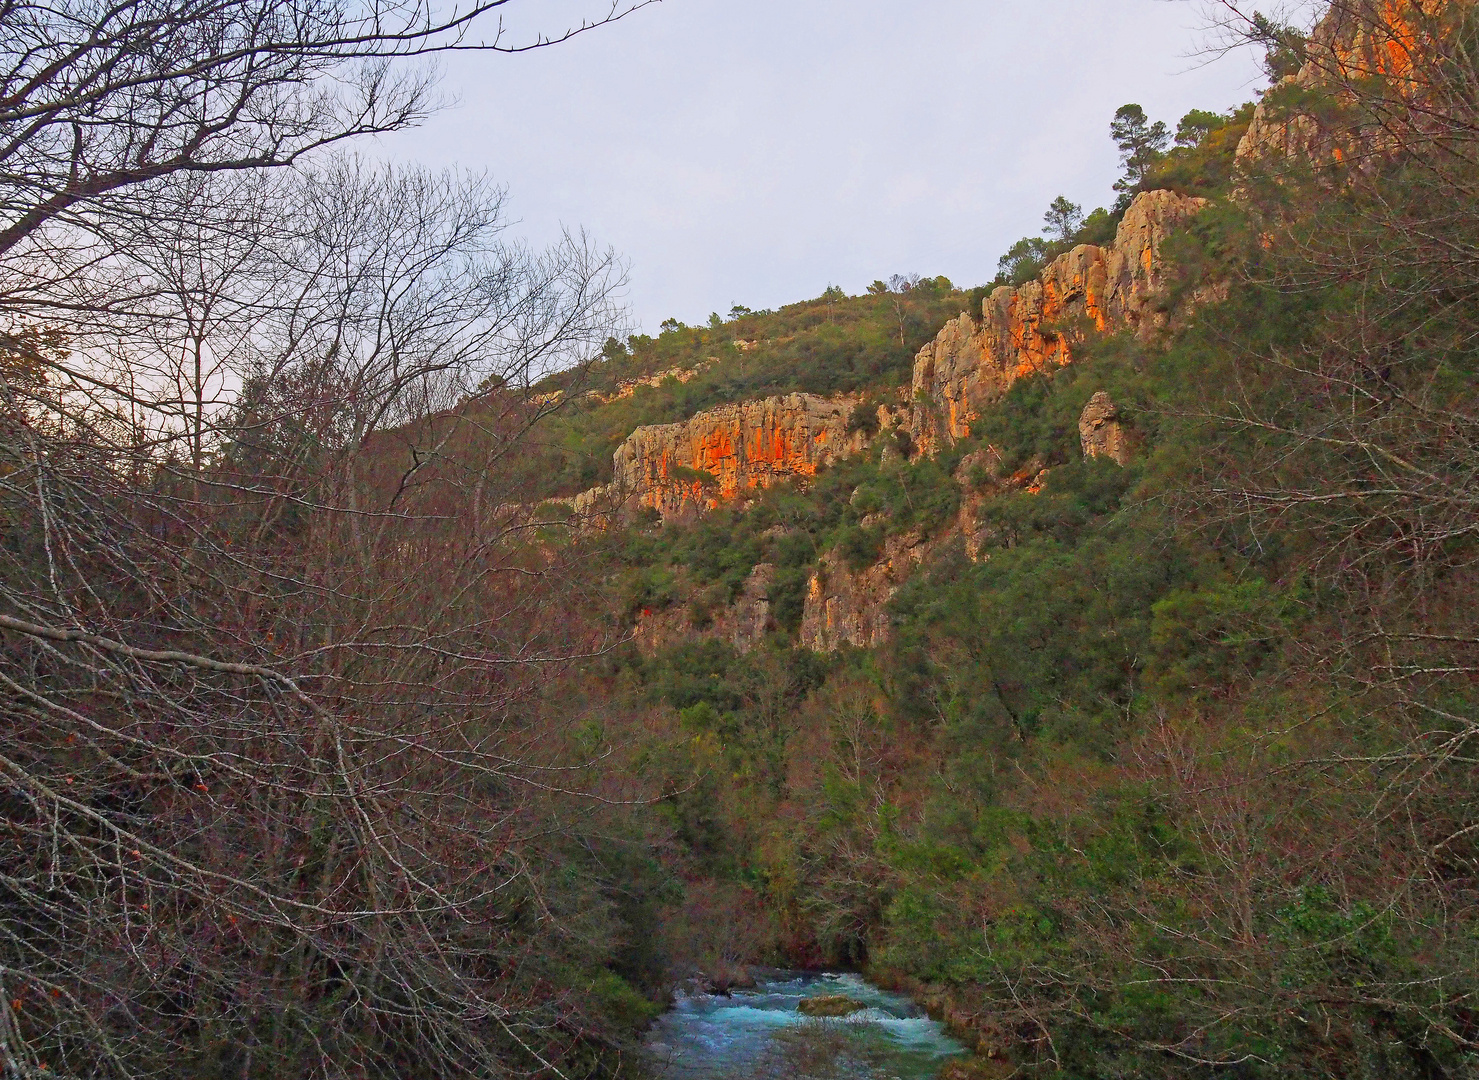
[868,970,1016,1080]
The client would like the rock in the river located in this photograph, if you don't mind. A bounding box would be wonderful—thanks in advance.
[797,994,868,1018]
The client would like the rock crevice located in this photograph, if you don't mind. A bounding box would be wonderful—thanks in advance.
[800,531,931,652]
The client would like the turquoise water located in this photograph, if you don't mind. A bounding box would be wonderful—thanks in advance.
[643,971,967,1079]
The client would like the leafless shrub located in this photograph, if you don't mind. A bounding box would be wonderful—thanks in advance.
[1087,1,1479,1066]
[1189,0,1479,822]
[0,1,649,1076]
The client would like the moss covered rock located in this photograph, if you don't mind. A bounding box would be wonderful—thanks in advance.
[796,994,867,1018]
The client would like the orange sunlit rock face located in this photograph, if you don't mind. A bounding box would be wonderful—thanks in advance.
[573,190,1205,522]
[600,394,867,520]
[911,189,1206,445]
[1236,0,1459,166]
[1333,0,1444,81]
[1372,1,1423,78]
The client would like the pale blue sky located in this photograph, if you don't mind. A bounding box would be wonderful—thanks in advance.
[378,1,1272,332]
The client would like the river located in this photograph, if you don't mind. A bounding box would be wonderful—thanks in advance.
[643,971,967,1079]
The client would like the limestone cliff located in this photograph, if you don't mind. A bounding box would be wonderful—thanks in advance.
[1235,71,1336,166]
[570,190,1201,521]
[579,393,866,521]
[910,189,1206,446]
[801,531,931,652]
[1236,0,1462,167]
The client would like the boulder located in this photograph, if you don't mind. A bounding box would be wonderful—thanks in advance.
[1078,391,1134,465]
[796,994,868,1018]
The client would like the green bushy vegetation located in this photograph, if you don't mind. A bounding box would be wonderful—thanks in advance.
[610,216,1479,1072]
[610,439,965,633]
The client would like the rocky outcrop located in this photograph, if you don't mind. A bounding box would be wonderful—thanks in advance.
[636,563,777,653]
[911,189,1206,447]
[1078,391,1134,465]
[1235,72,1334,166]
[1235,1,1462,168]
[570,191,1202,523]
[587,394,866,521]
[801,530,932,652]
[593,361,716,404]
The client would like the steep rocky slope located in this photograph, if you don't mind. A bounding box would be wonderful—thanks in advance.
[567,190,1210,655]
[797,442,1065,652]
[1235,0,1454,167]
[636,563,779,652]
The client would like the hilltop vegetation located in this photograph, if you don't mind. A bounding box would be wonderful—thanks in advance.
[513,278,970,498]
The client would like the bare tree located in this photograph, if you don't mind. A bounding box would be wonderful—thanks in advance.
[0,1,652,1076]
[0,0,655,352]
[99,172,285,476]
[0,0,655,254]
[1098,0,1479,1067]
[0,156,634,1078]
[891,7,1479,1072]
[1196,0,1479,814]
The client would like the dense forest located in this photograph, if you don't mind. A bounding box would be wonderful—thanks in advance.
[1,1,1477,1079]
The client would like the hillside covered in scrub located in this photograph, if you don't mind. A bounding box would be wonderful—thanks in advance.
[2,2,1477,1079]
[510,2,1479,1076]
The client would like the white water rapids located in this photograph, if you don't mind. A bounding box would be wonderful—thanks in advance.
[643,971,967,1079]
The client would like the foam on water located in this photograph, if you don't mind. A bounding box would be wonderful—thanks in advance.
[645,970,966,1079]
